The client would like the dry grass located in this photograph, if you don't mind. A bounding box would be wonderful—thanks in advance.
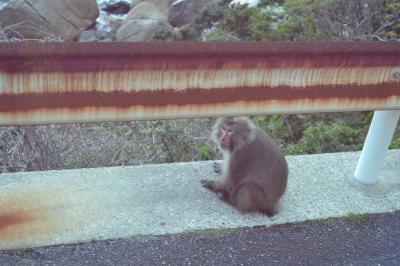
[0,119,217,173]
[0,23,62,42]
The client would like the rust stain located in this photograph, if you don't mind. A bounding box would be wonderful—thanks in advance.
[2,53,399,73]
[0,83,399,112]
[0,212,35,230]
[0,189,64,243]
[0,42,399,73]
[1,66,398,94]
[1,96,399,125]
[1,42,399,57]
[1,54,399,74]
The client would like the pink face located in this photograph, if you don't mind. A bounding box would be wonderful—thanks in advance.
[219,124,233,150]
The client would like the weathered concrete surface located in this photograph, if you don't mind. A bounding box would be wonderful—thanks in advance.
[0,150,399,250]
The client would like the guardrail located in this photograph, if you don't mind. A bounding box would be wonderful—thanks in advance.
[0,42,399,183]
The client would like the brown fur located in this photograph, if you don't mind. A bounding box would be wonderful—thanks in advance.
[201,117,288,216]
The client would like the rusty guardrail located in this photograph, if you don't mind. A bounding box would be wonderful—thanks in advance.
[0,42,399,125]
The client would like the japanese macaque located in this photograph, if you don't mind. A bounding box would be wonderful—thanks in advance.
[201,117,288,216]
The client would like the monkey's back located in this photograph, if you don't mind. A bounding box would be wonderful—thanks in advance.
[228,127,288,202]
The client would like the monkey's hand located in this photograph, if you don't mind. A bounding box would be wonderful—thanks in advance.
[216,190,230,201]
[201,179,232,204]
[213,162,222,175]
[200,179,217,191]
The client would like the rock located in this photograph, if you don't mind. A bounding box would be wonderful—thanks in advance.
[101,0,131,15]
[117,1,170,41]
[77,13,125,42]
[96,25,113,40]
[131,0,170,16]
[77,30,98,42]
[108,16,125,33]
[122,2,167,25]
[116,19,166,41]
[95,15,122,41]
[0,0,99,41]
[169,0,223,27]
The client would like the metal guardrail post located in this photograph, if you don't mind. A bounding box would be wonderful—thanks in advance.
[354,110,400,184]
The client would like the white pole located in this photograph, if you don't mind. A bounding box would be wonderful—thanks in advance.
[354,110,400,184]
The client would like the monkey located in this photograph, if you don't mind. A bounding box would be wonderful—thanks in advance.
[201,117,288,217]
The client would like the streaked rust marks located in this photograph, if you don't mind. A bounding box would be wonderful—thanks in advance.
[2,53,400,73]
[0,42,399,73]
[1,83,399,112]
[1,67,399,94]
[2,96,399,125]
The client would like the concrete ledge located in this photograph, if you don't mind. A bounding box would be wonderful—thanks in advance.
[1,150,399,250]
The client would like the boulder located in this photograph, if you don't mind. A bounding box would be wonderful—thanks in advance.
[116,19,166,41]
[77,30,98,42]
[0,0,99,41]
[117,1,170,41]
[131,0,170,16]
[108,16,125,33]
[78,14,124,42]
[101,0,131,15]
[169,0,223,27]
[122,2,167,25]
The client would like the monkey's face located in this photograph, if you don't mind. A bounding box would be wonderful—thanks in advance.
[213,117,252,152]
[219,124,234,151]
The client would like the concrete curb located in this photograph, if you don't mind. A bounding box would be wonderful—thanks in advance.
[1,150,399,250]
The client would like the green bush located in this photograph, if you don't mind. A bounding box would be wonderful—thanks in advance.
[152,25,182,41]
[220,4,260,39]
[285,122,364,155]
[252,115,290,146]
[373,1,400,40]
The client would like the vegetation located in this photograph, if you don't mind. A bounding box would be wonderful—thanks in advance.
[0,24,62,42]
[0,120,216,172]
[1,0,400,172]
[343,212,371,222]
[154,0,399,42]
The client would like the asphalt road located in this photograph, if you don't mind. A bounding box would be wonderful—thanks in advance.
[1,211,400,265]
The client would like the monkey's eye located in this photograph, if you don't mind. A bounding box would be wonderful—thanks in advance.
[227,128,233,133]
